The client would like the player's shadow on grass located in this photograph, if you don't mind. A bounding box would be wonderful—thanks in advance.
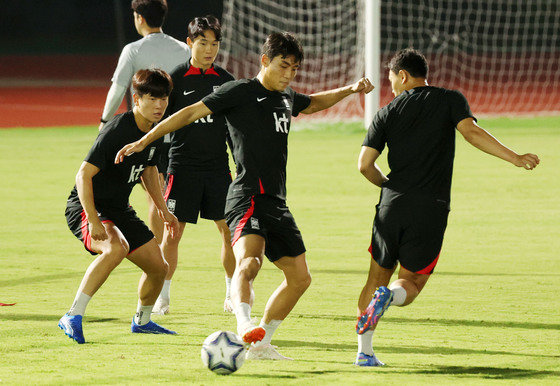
[383,316,560,331]
[377,344,558,359]
[0,268,138,288]
[292,313,560,331]
[274,339,355,350]
[275,339,557,359]
[393,365,560,380]
[0,313,117,323]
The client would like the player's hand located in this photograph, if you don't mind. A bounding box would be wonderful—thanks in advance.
[513,153,540,170]
[89,221,108,241]
[115,141,145,164]
[351,78,375,94]
[159,209,179,239]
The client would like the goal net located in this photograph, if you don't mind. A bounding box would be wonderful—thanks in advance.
[217,0,366,120]
[218,0,559,119]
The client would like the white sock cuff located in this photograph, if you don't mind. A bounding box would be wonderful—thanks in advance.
[390,285,407,306]
[235,302,252,325]
[68,292,92,316]
[260,319,282,329]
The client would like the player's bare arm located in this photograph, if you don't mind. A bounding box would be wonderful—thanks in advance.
[456,118,540,170]
[75,161,108,241]
[301,78,374,114]
[358,146,388,187]
[115,101,212,163]
[140,165,179,238]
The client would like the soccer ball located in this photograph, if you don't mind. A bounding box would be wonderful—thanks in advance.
[201,331,246,375]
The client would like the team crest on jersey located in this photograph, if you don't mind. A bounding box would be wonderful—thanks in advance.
[282,97,291,110]
[147,147,156,161]
[167,199,176,213]
[250,217,260,230]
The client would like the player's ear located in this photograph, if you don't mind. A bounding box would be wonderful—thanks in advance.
[186,37,193,48]
[132,93,140,106]
[398,70,408,84]
[261,54,270,68]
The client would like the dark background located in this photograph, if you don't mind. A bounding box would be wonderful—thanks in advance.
[0,0,223,55]
[2,0,557,55]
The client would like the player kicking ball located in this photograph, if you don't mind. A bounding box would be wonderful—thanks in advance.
[59,69,180,344]
[354,48,539,366]
[115,32,374,360]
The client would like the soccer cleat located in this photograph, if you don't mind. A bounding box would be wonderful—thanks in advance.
[246,343,293,360]
[356,286,393,335]
[238,322,266,344]
[58,313,85,344]
[354,352,385,367]
[223,297,234,313]
[152,297,170,315]
[131,319,177,335]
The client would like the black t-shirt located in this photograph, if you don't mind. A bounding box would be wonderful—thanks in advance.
[67,111,163,209]
[166,61,235,173]
[363,86,475,206]
[202,78,311,203]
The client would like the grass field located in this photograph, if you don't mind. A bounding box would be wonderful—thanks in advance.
[0,117,559,384]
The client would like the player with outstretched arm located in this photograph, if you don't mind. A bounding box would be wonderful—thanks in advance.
[59,69,179,344]
[354,48,539,366]
[115,32,374,360]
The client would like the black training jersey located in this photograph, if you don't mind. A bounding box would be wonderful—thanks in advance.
[166,62,235,173]
[363,86,475,205]
[202,78,311,203]
[67,111,163,209]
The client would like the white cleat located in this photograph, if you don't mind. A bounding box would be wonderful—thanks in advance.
[223,297,234,313]
[152,297,169,315]
[246,343,293,360]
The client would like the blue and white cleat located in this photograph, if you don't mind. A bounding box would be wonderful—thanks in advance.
[356,286,393,334]
[354,352,385,367]
[58,313,85,344]
[131,319,177,335]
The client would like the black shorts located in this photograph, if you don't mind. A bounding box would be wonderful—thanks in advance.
[164,170,231,224]
[368,202,449,274]
[226,195,306,262]
[65,203,154,256]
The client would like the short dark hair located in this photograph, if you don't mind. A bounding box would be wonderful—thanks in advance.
[131,0,167,28]
[132,68,173,98]
[188,15,222,41]
[262,32,304,64]
[387,48,429,78]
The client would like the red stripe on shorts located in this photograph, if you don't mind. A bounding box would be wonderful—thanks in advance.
[232,197,255,246]
[258,178,265,194]
[416,251,441,275]
[163,174,174,201]
[80,210,92,251]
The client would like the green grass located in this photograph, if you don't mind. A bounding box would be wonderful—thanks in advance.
[0,117,559,384]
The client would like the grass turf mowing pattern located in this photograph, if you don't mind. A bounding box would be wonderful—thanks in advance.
[0,117,559,384]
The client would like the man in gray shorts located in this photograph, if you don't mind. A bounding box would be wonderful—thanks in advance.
[99,0,189,244]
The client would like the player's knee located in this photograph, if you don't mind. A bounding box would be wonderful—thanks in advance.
[292,272,312,293]
[104,240,129,266]
[154,258,169,279]
[237,256,261,279]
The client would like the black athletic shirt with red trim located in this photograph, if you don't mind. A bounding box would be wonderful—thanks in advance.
[67,111,163,209]
[166,61,235,173]
[363,86,476,206]
[202,78,311,204]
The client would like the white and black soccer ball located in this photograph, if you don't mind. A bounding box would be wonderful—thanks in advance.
[201,331,246,375]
